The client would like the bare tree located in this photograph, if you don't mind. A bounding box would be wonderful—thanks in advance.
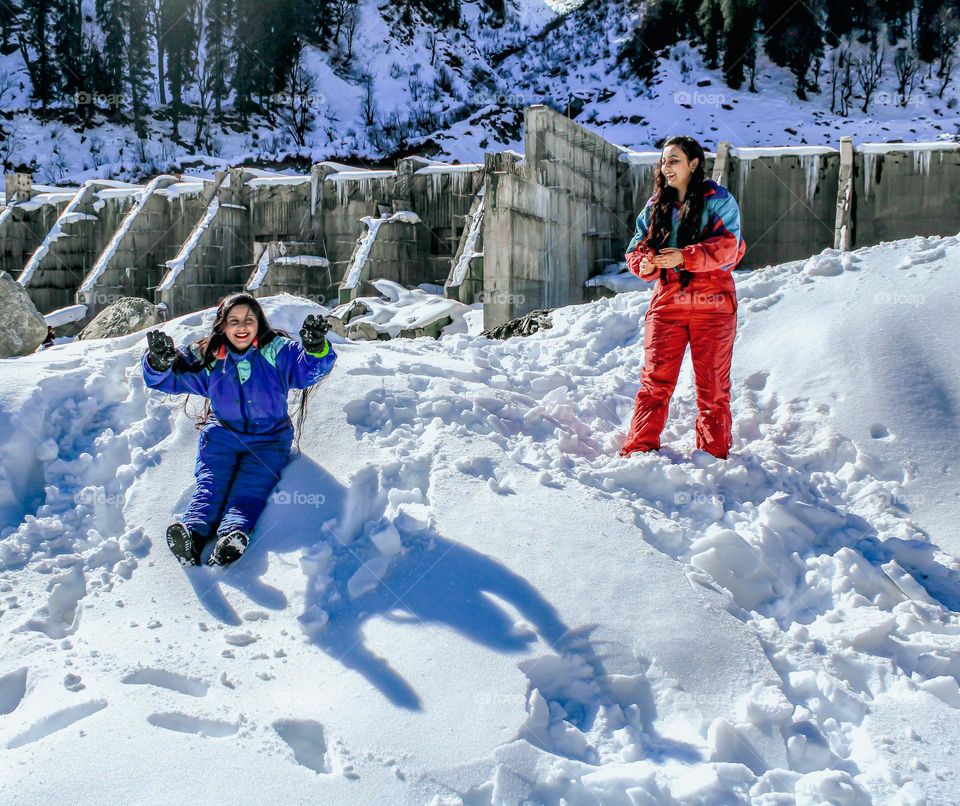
[893,47,920,107]
[855,42,885,114]
[829,47,856,116]
[342,5,359,67]
[360,72,376,128]
[278,46,316,148]
[194,53,214,150]
[935,9,960,99]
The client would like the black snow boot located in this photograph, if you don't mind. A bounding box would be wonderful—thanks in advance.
[166,522,202,566]
[207,530,249,567]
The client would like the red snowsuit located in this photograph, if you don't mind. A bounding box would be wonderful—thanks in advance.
[621,181,746,459]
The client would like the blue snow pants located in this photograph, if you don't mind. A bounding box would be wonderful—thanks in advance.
[181,423,293,541]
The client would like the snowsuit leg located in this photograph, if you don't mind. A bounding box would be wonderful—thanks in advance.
[181,426,243,539]
[689,312,737,459]
[215,430,292,538]
[621,314,690,454]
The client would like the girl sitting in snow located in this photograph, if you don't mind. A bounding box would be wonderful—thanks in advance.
[142,292,336,567]
[621,135,746,460]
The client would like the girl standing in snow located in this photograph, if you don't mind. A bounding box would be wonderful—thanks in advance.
[620,136,745,460]
[142,293,336,566]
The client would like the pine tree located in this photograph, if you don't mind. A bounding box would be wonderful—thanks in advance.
[720,0,756,90]
[697,0,724,69]
[232,0,265,124]
[917,0,947,62]
[96,0,127,117]
[19,0,59,107]
[204,0,233,120]
[54,0,84,100]
[0,0,20,53]
[759,0,824,100]
[620,0,683,85]
[162,0,198,139]
[878,0,915,42]
[127,0,152,136]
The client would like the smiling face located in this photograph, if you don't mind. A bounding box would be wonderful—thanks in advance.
[660,144,699,194]
[223,303,258,351]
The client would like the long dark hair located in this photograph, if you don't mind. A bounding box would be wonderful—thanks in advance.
[641,135,709,288]
[177,292,312,452]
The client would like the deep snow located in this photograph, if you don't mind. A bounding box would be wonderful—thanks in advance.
[1,234,960,803]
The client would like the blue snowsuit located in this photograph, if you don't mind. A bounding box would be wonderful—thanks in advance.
[142,335,337,541]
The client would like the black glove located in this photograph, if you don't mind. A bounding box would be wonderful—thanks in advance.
[146,330,176,372]
[300,314,330,353]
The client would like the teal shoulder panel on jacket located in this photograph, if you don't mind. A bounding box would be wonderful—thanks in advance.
[260,336,289,368]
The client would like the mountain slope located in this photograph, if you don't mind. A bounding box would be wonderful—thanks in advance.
[0,0,956,185]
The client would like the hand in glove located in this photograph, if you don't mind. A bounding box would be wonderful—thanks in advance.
[146,330,176,372]
[299,314,330,354]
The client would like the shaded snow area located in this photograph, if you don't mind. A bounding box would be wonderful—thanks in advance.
[2,235,960,803]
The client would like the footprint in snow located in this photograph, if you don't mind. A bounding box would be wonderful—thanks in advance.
[0,667,28,715]
[147,712,238,737]
[273,719,333,774]
[122,667,210,698]
[6,700,108,748]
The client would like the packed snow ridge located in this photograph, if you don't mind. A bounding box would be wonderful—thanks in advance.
[1,233,960,803]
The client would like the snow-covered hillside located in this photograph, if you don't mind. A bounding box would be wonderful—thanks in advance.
[2,233,960,803]
[1,0,956,185]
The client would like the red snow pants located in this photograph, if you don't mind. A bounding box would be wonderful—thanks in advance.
[621,270,738,459]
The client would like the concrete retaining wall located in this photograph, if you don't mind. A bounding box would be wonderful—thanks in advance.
[77,178,209,316]
[852,143,960,248]
[16,182,142,314]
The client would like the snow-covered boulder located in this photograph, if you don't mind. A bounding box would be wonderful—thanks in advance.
[79,297,159,341]
[0,270,47,357]
[44,303,90,338]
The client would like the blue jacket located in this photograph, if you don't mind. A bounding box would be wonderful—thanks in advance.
[627,179,745,273]
[142,335,336,435]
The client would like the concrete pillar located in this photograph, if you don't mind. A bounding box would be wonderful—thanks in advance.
[834,137,855,251]
[713,142,732,187]
[5,172,33,204]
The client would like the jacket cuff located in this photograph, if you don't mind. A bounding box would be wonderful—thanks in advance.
[681,244,703,271]
[305,339,330,358]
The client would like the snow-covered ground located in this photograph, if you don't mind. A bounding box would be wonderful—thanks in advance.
[0,0,955,185]
[2,233,960,803]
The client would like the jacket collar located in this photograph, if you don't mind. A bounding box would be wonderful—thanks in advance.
[217,342,259,362]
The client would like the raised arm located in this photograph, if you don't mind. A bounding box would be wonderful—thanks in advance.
[267,318,337,391]
[141,331,211,396]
